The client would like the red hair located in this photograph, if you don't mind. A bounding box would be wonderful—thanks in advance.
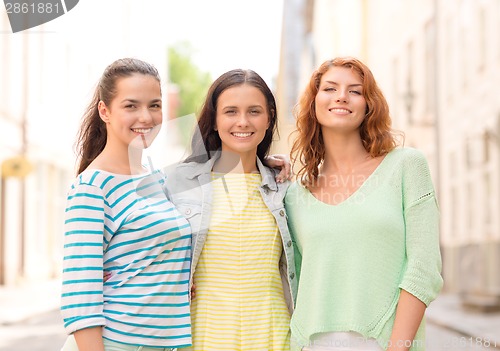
[290,57,401,188]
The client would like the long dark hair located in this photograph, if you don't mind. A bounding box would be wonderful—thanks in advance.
[185,69,278,163]
[75,58,161,175]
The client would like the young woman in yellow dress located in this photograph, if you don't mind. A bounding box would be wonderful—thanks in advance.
[164,69,297,351]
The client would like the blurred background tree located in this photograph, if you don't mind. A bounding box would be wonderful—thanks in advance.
[168,42,212,147]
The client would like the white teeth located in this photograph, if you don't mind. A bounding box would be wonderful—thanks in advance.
[329,108,351,113]
[232,132,253,137]
[131,128,152,134]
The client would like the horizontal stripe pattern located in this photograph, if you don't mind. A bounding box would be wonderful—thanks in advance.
[61,169,192,348]
[188,173,290,351]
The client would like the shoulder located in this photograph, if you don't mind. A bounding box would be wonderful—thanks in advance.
[387,147,428,164]
[284,180,305,201]
[258,164,292,195]
[71,170,110,191]
[389,148,436,204]
[162,161,208,197]
[163,161,205,178]
[383,147,431,177]
[67,171,107,200]
[387,147,427,165]
[287,180,302,192]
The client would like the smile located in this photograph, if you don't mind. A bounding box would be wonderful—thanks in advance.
[131,128,153,134]
[329,108,352,114]
[231,132,254,138]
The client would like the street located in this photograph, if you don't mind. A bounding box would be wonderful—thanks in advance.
[426,320,499,351]
[0,309,66,351]
[1,309,499,351]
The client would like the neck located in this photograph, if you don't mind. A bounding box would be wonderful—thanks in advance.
[213,150,259,174]
[321,129,370,174]
[99,144,145,175]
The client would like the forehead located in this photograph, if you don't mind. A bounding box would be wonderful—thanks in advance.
[217,84,267,106]
[320,66,362,85]
[114,74,161,95]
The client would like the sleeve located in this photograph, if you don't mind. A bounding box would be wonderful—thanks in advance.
[292,238,303,287]
[398,149,444,306]
[60,182,106,334]
[284,183,303,286]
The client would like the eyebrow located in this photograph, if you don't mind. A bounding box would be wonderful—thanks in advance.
[323,81,363,88]
[221,105,264,109]
[120,98,162,103]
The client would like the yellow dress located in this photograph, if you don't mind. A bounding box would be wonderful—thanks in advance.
[187,173,290,351]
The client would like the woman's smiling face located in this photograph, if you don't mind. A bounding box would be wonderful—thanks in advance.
[314,66,367,134]
[215,83,269,158]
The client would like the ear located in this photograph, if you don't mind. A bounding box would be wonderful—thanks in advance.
[98,101,110,123]
[267,109,274,129]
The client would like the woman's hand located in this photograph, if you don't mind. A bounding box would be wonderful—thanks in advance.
[103,270,111,282]
[190,282,196,300]
[264,154,292,183]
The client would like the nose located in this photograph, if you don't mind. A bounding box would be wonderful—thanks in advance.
[236,114,250,127]
[335,89,348,103]
[138,107,154,124]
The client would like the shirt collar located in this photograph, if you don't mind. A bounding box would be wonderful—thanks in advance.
[186,150,278,192]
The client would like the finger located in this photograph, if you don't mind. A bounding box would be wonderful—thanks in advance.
[276,168,287,183]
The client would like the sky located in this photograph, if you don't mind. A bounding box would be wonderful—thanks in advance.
[161,0,285,85]
[58,0,285,85]
[1,0,284,165]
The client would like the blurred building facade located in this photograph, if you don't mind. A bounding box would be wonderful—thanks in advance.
[277,0,500,308]
[0,2,170,289]
[0,11,72,286]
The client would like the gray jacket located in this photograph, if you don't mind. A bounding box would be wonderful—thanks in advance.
[163,153,297,313]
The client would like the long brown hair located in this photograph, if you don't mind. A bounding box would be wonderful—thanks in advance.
[291,56,401,188]
[185,69,278,163]
[75,58,161,175]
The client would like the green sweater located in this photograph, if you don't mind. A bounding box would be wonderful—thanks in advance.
[285,147,443,351]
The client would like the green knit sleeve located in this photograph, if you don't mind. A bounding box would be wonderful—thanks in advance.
[293,238,302,286]
[399,149,443,306]
[285,182,303,286]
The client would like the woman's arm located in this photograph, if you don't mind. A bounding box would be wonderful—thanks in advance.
[74,327,105,351]
[263,154,292,183]
[61,183,107,344]
[390,150,443,350]
[386,289,426,351]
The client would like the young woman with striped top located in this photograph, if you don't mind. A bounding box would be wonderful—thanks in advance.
[164,69,297,351]
[60,58,192,351]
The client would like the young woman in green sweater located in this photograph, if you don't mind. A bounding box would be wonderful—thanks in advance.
[285,57,443,351]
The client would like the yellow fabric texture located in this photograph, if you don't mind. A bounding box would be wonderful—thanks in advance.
[187,173,290,351]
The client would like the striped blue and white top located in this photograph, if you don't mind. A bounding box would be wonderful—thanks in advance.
[60,169,192,348]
